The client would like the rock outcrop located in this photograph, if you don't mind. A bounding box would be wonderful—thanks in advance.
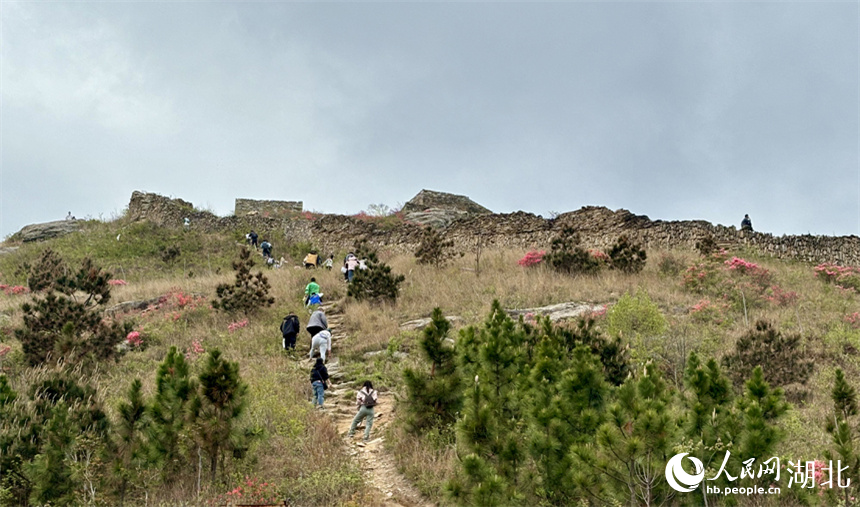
[402,189,491,228]
[13,220,81,242]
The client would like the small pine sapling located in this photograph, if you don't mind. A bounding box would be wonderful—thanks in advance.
[608,235,647,273]
[543,227,601,276]
[213,247,275,314]
[348,241,405,304]
[414,227,458,267]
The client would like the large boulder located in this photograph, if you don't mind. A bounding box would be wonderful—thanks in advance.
[13,220,81,243]
[402,189,491,228]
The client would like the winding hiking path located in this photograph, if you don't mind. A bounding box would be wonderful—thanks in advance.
[309,301,434,507]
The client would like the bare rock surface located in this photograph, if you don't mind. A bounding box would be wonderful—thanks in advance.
[507,301,606,322]
[13,220,81,243]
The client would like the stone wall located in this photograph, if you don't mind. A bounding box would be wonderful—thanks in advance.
[235,198,302,217]
[124,191,860,266]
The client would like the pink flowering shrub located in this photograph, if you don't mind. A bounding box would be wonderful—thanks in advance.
[589,249,610,264]
[724,257,773,288]
[0,284,29,295]
[845,312,860,329]
[185,339,205,361]
[765,285,799,306]
[815,263,860,292]
[108,279,128,286]
[140,289,207,323]
[301,211,317,221]
[518,251,546,267]
[689,299,729,325]
[208,477,279,506]
[126,331,143,348]
[228,319,249,332]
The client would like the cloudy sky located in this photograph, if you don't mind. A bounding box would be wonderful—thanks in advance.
[1,1,857,238]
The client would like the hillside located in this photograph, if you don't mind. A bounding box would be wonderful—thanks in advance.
[1,202,859,506]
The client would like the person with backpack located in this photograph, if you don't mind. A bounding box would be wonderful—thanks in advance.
[347,380,378,443]
[249,230,258,248]
[261,239,273,259]
[280,313,300,350]
[310,357,330,408]
[741,214,754,232]
[304,277,320,305]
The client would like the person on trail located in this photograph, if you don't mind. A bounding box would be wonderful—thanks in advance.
[310,357,330,408]
[345,253,359,283]
[741,214,753,232]
[303,251,319,269]
[323,253,334,270]
[280,313,300,350]
[309,329,332,362]
[261,239,273,259]
[304,277,321,305]
[248,230,259,248]
[306,308,328,338]
[348,380,379,443]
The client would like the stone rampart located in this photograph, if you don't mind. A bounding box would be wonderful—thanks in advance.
[235,198,302,217]
[124,192,860,266]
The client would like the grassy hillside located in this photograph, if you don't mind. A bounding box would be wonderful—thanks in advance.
[1,218,858,506]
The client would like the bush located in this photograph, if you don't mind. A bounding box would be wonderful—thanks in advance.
[414,227,457,267]
[544,227,601,276]
[212,247,275,315]
[722,320,814,389]
[656,253,685,277]
[695,235,718,256]
[606,289,667,340]
[608,235,647,274]
[348,241,405,304]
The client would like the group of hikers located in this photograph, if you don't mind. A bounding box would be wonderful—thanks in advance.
[281,301,378,443]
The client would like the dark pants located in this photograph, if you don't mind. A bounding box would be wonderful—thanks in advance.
[283,333,297,350]
[307,326,324,338]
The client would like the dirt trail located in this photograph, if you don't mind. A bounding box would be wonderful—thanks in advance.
[307,301,434,507]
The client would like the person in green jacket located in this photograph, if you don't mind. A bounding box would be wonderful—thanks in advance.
[304,277,320,305]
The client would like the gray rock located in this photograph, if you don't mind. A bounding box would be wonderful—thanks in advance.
[400,315,463,331]
[402,189,492,215]
[14,220,81,243]
[507,302,607,322]
[0,246,19,256]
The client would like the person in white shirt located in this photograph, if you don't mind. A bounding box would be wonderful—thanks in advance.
[348,381,378,442]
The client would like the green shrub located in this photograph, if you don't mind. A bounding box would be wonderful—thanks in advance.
[213,247,275,315]
[722,320,814,389]
[348,241,405,304]
[544,227,601,276]
[414,227,457,267]
[606,289,667,340]
[608,235,647,274]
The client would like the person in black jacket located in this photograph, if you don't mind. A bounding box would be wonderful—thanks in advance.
[310,357,329,408]
[741,214,753,232]
[280,313,299,350]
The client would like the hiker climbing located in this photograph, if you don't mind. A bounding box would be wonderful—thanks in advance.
[344,252,359,282]
[323,253,334,270]
[348,380,379,443]
[261,239,272,259]
[741,214,753,232]
[303,251,319,268]
[280,313,300,350]
[305,277,321,306]
[308,329,332,362]
[248,230,258,248]
[310,357,330,408]
[306,308,328,338]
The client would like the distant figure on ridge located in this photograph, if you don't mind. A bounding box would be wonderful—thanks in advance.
[65,211,75,221]
[741,214,753,232]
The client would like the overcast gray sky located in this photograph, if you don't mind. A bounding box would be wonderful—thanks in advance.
[1,1,858,238]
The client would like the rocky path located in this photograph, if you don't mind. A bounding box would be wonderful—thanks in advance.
[307,302,434,507]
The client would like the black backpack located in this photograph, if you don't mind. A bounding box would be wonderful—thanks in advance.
[362,389,377,408]
[280,314,299,336]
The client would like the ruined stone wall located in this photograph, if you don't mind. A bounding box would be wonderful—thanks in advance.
[125,192,860,266]
[235,198,302,217]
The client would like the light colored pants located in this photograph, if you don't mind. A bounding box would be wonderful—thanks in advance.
[348,406,375,441]
[309,335,329,361]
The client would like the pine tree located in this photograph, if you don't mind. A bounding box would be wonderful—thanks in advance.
[448,301,528,505]
[189,349,248,481]
[543,227,601,276]
[734,366,788,486]
[824,369,860,507]
[572,364,676,506]
[213,247,275,314]
[415,227,457,267]
[113,379,148,506]
[723,320,813,389]
[348,242,406,304]
[15,255,130,367]
[608,235,647,273]
[402,308,462,432]
[148,347,196,483]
